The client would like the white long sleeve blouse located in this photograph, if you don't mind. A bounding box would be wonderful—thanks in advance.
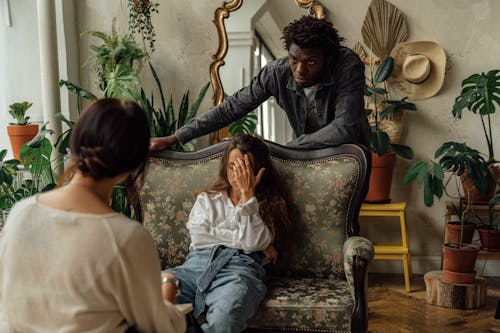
[187,192,272,254]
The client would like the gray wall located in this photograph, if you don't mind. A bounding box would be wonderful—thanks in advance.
[1,0,499,274]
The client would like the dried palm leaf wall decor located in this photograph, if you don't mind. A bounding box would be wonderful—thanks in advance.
[361,0,408,60]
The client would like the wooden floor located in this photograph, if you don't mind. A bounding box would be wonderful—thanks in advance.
[368,273,500,333]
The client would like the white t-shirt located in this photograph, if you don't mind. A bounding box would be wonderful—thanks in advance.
[187,192,272,254]
[303,84,321,134]
[0,196,190,333]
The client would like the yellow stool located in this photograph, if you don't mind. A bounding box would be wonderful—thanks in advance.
[360,202,412,292]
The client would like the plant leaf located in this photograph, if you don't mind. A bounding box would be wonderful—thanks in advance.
[374,57,394,84]
[390,144,413,159]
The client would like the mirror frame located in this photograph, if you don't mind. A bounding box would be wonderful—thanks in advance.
[208,0,326,142]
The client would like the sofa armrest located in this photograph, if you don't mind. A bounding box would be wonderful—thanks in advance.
[343,236,373,333]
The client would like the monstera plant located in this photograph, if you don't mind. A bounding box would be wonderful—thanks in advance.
[452,69,500,202]
[452,69,500,249]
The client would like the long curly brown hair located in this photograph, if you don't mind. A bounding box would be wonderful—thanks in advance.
[282,15,344,57]
[206,134,293,253]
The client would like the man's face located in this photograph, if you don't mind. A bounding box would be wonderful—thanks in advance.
[288,42,329,87]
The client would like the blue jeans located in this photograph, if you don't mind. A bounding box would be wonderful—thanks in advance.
[165,246,266,333]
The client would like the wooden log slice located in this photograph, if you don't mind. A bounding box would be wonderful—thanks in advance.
[424,270,487,309]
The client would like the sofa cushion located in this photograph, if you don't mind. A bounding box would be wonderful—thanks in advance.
[248,277,352,332]
[140,157,220,268]
[269,156,360,279]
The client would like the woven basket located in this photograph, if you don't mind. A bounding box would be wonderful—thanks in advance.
[366,102,406,144]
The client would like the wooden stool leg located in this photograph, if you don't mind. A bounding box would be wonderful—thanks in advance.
[400,210,411,292]
[403,254,411,292]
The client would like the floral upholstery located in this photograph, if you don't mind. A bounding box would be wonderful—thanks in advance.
[138,143,372,332]
[248,277,352,331]
[139,157,221,268]
[271,157,360,280]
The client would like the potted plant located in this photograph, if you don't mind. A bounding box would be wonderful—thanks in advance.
[0,124,56,225]
[6,101,39,160]
[452,69,500,203]
[476,189,500,251]
[403,141,489,284]
[364,56,416,202]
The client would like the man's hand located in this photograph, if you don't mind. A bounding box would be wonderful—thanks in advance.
[149,134,178,151]
[262,244,278,265]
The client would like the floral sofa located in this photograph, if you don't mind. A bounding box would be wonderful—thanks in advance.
[133,140,373,333]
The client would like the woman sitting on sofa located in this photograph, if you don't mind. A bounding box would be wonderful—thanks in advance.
[0,98,189,332]
[162,134,293,333]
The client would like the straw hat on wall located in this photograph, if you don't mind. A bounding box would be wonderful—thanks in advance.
[388,41,446,101]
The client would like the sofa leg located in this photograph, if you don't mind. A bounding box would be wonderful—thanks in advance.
[350,255,369,333]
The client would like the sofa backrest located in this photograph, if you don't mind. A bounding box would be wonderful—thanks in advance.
[134,141,368,279]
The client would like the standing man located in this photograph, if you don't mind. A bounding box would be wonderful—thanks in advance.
[150,15,369,151]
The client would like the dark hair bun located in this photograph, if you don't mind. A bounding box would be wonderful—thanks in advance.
[70,98,150,180]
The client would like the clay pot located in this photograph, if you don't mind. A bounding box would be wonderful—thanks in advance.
[365,151,396,203]
[477,227,500,251]
[6,124,39,160]
[442,244,479,284]
[446,222,475,245]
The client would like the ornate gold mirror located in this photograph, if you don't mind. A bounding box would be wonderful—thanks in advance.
[208,0,326,143]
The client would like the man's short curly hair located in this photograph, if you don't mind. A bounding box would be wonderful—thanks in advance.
[282,15,344,56]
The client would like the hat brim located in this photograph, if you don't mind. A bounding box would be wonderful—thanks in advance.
[388,41,446,101]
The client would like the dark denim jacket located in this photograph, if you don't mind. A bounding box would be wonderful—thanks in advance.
[176,47,369,149]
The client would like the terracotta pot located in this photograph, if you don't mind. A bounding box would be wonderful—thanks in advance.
[365,151,396,203]
[442,244,479,284]
[477,227,500,251]
[461,165,500,204]
[6,124,39,160]
[446,222,475,245]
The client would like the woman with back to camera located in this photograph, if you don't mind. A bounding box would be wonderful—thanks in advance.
[0,98,189,332]
[161,134,293,333]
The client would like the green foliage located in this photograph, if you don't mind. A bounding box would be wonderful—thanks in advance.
[403,142,489,208]
[8,101,33,125]
[0,126,56,211]
[434,142,489,193]
[104,64,141,100]
[127,0,159,53]
[139,62,210,150]
[110,184,134,220]
[172,83,210,151]
[403,160,444,207]
[452,70,500,162]
[365,57,417,158]
[0,150,21,210]
[56,80,98,155]
[228,113,258,136]
[84,19,144,95]
[20,123,56,189]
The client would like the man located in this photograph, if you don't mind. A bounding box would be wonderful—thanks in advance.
[150,15,369,151]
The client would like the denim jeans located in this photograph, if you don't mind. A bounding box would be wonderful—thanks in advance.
[165,246,266,333]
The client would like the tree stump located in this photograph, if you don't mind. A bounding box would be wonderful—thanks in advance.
[424,270,486,309]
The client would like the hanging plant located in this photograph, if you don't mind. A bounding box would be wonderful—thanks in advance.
[127,0,159,53]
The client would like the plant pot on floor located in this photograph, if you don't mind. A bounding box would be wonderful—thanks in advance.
[442,243,479,284]
[365,151,396,203]
[477,226,500,251]
[6,124,39,160]
[446,222,475,245]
